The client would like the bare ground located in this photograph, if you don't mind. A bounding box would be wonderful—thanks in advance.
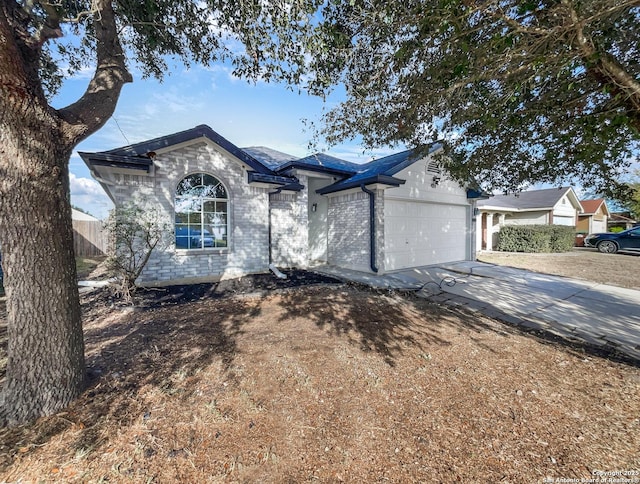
[478,248,640,290]
[0,269,639,482]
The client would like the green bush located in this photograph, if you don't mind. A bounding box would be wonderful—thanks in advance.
[609,226,625,233]
[496,224,575,253]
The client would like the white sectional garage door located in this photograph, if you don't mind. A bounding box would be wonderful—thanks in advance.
[384,200,468,271]
[591,219,607,234]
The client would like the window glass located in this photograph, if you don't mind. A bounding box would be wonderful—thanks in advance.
[175,173,228,249]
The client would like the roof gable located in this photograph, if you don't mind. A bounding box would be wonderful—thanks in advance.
[580,198,610,216]
[100,125,273,175]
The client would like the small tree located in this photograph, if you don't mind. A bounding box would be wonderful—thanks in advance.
[104,204,171,302]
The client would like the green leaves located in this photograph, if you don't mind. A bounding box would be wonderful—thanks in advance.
[14,0,321,97]
[303,0,640,194]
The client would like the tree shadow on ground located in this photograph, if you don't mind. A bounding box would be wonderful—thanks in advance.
[274,283,500,367]
[0,270,340,472]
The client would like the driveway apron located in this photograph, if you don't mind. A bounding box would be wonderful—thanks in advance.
[390,261,640,362]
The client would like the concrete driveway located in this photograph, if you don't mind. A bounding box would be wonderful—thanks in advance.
[315,261,640,362]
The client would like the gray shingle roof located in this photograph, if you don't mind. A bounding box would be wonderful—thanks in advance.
[241,146,298,170]
[101,125,272,174]
[80,125,446,197]
[318,145,442,194]
[477,187,577,210]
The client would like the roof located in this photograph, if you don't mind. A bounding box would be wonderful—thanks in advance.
[609,212,637,223]
[477,187,583,212]
[80,125,446,197]
[71,208,99,221]
[278,153,360,177]
[88,125,272,175]
[317,145,443,195]
[242,146,298,170]
[580,198,610,216]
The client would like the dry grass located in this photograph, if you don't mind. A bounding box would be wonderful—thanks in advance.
[478,249,640,290]
[0,277,638,482]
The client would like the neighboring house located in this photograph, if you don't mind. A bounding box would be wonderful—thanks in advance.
[608,212,637,231]
[80,125,482,285]
[475,187,583,251]
[72,208,108,256]
[576,199,610,234]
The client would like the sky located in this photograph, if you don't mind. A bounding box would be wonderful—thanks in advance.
[53,64,396,220]
[53,59,638,220]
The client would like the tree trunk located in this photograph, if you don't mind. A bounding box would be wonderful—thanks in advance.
[0,113,85,426]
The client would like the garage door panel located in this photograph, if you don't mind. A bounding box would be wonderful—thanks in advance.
[384,201,467,271]
[591,220,606,233]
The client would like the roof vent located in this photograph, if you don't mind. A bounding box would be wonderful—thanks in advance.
[426,159,442,175]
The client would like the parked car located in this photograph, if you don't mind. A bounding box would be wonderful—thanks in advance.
[175,227,215,249]
[584,227,640,253]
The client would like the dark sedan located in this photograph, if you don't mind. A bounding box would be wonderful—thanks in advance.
[584,227,640,253]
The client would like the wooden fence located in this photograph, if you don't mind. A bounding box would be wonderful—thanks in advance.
[72,219,108,257]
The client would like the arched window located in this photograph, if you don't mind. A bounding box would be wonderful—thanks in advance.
[175,173,228,249]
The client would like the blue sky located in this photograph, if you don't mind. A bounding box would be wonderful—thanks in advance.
[53,64,395,219]
[54,61,638,219]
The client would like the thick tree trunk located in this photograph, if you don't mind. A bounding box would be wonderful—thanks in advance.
[0,0,131,426]
[0,114,85,426]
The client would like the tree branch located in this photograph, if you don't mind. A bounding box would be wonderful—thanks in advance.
[57,0,132,147]
[561,0,640,131]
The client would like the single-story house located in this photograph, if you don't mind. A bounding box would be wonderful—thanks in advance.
[80,125,483,284]
[475,187,583,251]
[608,212,637,231]
[576,199,609,234]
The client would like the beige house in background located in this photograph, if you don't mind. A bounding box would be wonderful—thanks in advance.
[475,187,583,251]
[576,199,609,234]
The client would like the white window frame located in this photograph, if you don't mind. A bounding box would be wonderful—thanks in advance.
[175,173,230,251]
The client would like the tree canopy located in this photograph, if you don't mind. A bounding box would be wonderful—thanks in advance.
[619,170,640,218]
[304,0,640,195]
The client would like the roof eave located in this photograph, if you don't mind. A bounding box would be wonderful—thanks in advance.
[317,175,405,195]
[277,162,357,177]
[104,125,274,175]
[247,171,304,191]
[79,151,153,173]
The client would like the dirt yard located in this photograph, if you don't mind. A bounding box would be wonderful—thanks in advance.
[0,270,638,482]
[478,248,640,290]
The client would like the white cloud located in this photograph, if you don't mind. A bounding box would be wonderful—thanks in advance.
[69,173,113,219]
[70,173,104,196]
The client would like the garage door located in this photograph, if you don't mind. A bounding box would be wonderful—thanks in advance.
[384,200,468,271]
[552,215,575,226]
[591,219,607,233]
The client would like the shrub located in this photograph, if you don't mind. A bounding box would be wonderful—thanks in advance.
[549,225,575,252]
[496,224,575,253]
[609,226,625,233]
[103,203,171,301]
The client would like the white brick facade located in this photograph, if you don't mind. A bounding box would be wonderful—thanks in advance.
[269,174,309,268]
[99,140,272,284]
[327,189,385,273]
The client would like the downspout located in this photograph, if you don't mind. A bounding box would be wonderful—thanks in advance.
[360,184,379,273]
